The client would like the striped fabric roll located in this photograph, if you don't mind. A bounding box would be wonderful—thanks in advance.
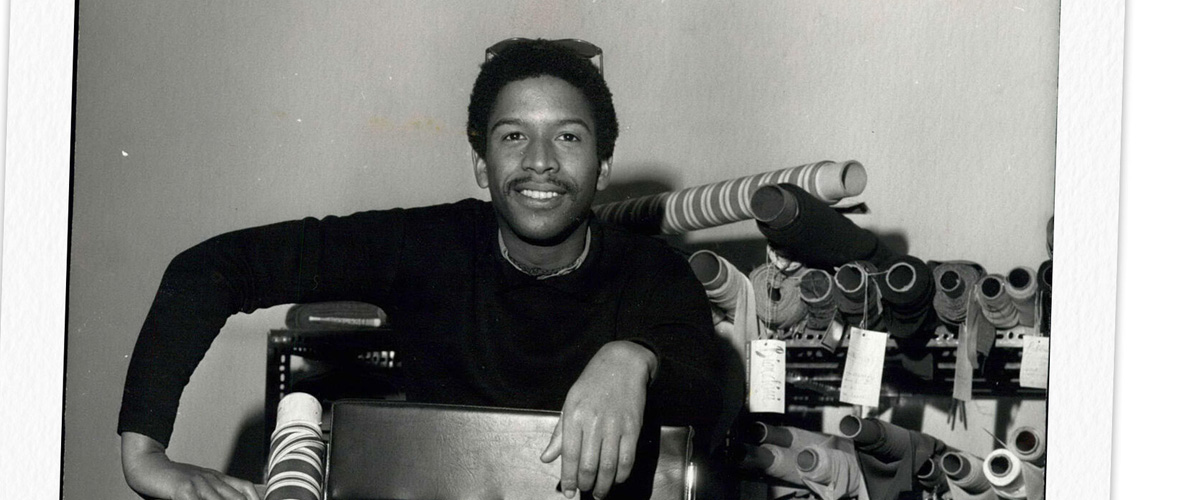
[593,161,867,234]
[688,250,745,319]
[266,393,326,500]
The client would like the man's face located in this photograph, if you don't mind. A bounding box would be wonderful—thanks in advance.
[474,75,611,245]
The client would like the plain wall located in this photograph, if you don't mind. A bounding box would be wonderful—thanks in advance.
[67,1,1058,498]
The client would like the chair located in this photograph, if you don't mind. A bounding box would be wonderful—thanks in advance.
[324,401,696,500]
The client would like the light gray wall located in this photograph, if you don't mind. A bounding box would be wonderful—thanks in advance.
[67,1,1058,498]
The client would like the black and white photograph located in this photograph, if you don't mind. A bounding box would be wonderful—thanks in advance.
[2,1,1134,499]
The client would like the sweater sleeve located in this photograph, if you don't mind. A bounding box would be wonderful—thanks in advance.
[616,243,743,449]
[117,208,408,447]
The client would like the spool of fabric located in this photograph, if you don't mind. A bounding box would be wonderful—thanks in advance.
[1008,426,1047,467]
[749,263,807,330]
[838,416,947,500]
[753,183,895,270]
[748,422,830,450]
[689,250,758,358]
[266,393,327,500]
[932,261,986,326]
[834,261,885,330]
[1037,260,1052,335]
[916,456,949,495]
[795,445,869,500]
[984,448,1046,500]
[879,255,936,339]
[741,443,806,485]
[942,452,998,500]
[593,161,868,234]
[798,268,837,331]
[977,274,1020,330]
[1004,267,1038,327]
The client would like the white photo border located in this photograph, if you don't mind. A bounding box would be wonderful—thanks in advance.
[0,1,1125,497]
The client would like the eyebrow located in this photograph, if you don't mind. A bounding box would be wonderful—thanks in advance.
[489,118,593,135]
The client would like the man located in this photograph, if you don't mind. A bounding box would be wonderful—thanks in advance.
[119,39,728,500]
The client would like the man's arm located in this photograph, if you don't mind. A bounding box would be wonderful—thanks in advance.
[119,208,408,498]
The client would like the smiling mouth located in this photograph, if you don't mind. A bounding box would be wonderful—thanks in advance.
[518,189,563,200]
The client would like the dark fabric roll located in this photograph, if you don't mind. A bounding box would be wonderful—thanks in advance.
[834,261,886,330]
[754,183,895,270]
[1038,259,1052,335]
[798,268,837,330]
[839,416,947,500]
[932,261,986,326]
[879,255,936,339]
[285,301,388,329]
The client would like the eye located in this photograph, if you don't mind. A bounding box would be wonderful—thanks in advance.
[501,131,526,141]
[558,132,581,142]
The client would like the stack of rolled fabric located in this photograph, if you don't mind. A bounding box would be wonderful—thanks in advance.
[833,261,886,331]
[1004,266,1039,328]
[932,261,986,327]
[749,263,808,332]
[265,393,327,500]
[738,422,867,499]
[752,183,895,270]
[984,448,1046,500]
[838,415,947,500]
[941,452,999,500]
[915,456,950,496]
[977,274,1020,330]
[592,161,868,235]
[1037,260,1052,335]
[794,445,869,500]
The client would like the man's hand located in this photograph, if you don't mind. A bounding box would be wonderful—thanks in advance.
[540,340,658,499]
[121,431,263,500]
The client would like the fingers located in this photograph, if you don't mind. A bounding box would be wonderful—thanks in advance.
[176,470,253,500]
[541,418,563,463]
[590,432,621,500]
[558,418,582,498]
[615,425,640,485]
[576,421,602,494]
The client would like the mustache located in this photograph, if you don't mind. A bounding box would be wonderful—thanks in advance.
[505,175,575,193]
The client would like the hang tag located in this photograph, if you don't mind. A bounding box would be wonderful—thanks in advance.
[748,339,787,413]
[952,337,974,402]
[820,318,846,352]
[838,327,888,408]
[1020,336,1051,389]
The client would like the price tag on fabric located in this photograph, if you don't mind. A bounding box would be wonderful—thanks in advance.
[1020,336,1051,389]
[747,339,787,413]
[838,327,888,407]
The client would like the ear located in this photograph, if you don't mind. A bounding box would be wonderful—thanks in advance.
[595,159,612,191]
[472,150,489,189]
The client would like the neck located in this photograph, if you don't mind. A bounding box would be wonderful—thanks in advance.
[499,221,590,273]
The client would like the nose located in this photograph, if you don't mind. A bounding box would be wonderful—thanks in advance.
[522,136,558,175]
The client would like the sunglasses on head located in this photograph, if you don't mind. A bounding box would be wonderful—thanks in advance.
[485,38,604,75]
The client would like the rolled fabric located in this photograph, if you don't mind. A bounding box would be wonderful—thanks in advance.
[285,301,388,329]
[984,448,1046,500]
[749,263,807,330]
[942,452,998,499]
[838,416,947,500]
[916,457,949,494]
[797,268,837,331]
[748,422,830,450]
[1037,260,1052,335]
[977,274,1020,330]
[833,261,885,330]
[932,261,986,325]
[795,445,869,500]
[753,183,895,270]
[880,255,936,339]
[1004,266,1038,327]
[266,393,326,500]
[742,443,806,485]
[1008,426,1047,467]
[689,250,757,358]
[593,161,868,234]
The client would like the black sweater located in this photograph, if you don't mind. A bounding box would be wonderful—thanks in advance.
[118,199,726,448]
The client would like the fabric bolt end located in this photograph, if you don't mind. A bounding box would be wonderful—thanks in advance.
[749,263,808,330]
[755,183,895,270]
[931,261,986,326]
